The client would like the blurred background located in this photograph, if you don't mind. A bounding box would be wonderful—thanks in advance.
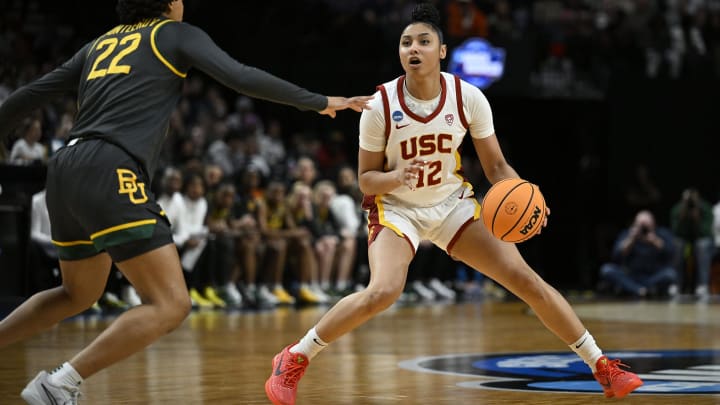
[1,0,719,305]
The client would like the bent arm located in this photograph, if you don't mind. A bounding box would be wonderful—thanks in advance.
[357,148,402,196]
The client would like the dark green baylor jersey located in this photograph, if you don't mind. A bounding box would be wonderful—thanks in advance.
[0,17,327,177]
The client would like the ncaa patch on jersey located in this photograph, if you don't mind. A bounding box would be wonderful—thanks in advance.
[399,349,720,395]
[392,110,404,122]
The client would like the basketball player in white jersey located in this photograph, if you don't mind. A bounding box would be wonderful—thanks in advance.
[266,4,643,404]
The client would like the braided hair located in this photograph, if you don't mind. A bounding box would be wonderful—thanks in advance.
[410,2,444,44]
[116,0,173,24]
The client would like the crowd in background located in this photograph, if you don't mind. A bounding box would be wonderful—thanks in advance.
[2,0,720,312]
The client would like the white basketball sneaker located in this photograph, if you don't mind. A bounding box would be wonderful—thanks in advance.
[21,371,81,405]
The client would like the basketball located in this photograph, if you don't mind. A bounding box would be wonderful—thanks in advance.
[481,178,546,243]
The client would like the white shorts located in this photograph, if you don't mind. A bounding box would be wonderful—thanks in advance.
[364,184,481,254]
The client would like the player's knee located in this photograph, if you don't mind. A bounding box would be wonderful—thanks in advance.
[521,275,553,306]
[159,294,191,332]
[362,287,402,314]
[61,283,104,310]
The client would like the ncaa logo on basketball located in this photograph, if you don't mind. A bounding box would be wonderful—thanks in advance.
[392,110,404,122]
[519,205,542,235]
[399,350,720,395]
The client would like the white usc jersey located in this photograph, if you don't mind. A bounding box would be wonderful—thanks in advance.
[359,72,494,207]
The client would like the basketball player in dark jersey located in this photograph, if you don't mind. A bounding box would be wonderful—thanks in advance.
[0,1,371,403]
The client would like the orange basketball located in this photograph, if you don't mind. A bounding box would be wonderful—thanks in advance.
[481,178,546,243]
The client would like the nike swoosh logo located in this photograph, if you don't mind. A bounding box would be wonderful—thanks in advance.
[458,189,465,199]
[41,383,59,405]
[312,338,326,346]
[274,354,285,376]
[395,123,410,129]
[575,336,588,349]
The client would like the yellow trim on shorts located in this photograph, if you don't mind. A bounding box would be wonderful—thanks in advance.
[376,195,404,237]
[472,197,481,219]
[52,239,94,247]
[90,219,158,240]
[151,20,187,78]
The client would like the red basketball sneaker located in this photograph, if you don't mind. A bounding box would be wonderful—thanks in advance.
[265,344,310,405]
[593,356,643,398]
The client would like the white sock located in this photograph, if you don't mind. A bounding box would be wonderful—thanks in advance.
[48,362,83,387]
[289,327,328,360]
[569,330,603,372]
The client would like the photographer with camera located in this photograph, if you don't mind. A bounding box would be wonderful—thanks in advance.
[599,210,678,298]
[670,188,714,299]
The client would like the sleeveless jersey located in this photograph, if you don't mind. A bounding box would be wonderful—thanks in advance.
[377,72,472,207]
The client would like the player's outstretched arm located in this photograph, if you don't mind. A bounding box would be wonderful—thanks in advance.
[319,96,373,118]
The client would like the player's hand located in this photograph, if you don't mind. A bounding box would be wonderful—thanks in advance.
[536,205,550,235]
[397,158,428,191]
[319,96,373,118]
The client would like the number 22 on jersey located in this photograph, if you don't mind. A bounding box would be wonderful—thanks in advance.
[87,33,141,80]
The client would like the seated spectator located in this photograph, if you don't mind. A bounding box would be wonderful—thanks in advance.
[285,181,329,304]
[230,183,263,308]
[173,173,215,309]
[670,188,715,299]
[329,169,364,295]
[10,117,46,165]
[256,181,318,305]
[599,210,677,298]
[204,183,242,308]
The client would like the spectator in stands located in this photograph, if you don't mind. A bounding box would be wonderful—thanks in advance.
[309,181,344,300]
[670,188,714,299]
[286,181,329,304]
[10,117,46,165]
[599,210,678,298]
[292,156,319,188]
[156,166,185,226]
[230,181,263,308]
[257,181,306,305]
[174,174,214,309]
[329,167,364,294]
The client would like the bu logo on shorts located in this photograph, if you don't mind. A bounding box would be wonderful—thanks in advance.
[116,168,148,204]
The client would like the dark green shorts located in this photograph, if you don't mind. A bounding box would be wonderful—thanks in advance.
[46,138,173,262]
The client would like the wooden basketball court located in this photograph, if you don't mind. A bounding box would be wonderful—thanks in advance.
[1,298,718,404]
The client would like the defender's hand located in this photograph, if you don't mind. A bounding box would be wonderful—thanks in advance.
[319,96,373,118]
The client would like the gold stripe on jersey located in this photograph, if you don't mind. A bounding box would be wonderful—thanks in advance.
[90,219,158,240]
[375,196,404,237]
[52,239,94,247]
[452,150,465,183]
[151,20,187,78]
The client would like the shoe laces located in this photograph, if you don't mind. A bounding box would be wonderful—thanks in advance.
[604,358,631,380]
[280,357,308,389]
[58,384,82,404]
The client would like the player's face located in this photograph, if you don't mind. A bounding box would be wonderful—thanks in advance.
[399,23,446,76]
[166,0,184,22]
